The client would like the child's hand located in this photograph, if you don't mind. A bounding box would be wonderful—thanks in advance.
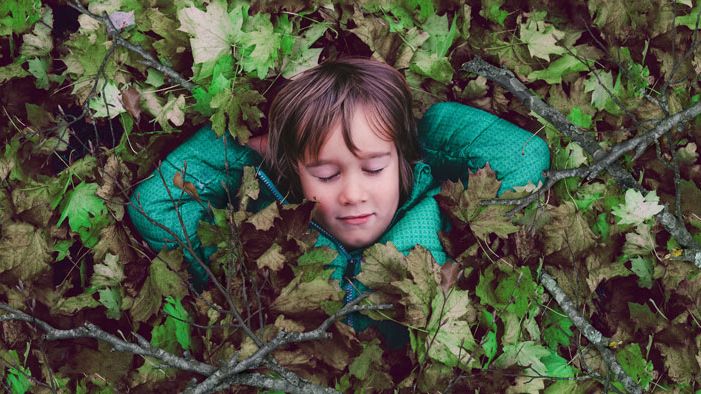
[246,134,268,156]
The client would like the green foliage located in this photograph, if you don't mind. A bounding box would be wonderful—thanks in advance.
[57,182,110,248]
[0,0,41,36]
[152,296,192,353]
[2,0,701,392]
[616,343,654,390]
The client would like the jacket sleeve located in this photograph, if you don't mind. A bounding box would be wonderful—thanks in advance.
[127,125,263,288]
[418,102,550,195]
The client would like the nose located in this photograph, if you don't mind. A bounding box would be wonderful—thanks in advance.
[338,173,368,205]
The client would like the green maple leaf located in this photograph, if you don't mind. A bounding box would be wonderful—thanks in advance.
[57,182,110,248]
[210,84,265,143]
[410,49,453,83]
[676,3,701,29]
[476,265,538,319]
[543,309,574,350]
[527,54,591,84]
[495,341,575,378]
[421,14,458,58]
[62,29,115,99]
[98,287,122,320]
[240,13,281,79]
[567,107,593,129]
[426,288,477,368]
[295,247,337,282]
[519,12,566,61]
[2,350,31,394]
[177,0,244,64]
[152,297,191,353]
[164,296,191,351]
[349,339,383,379]
[584,70,624,114]
[0,0,41,35]
[630,256,654,289]
[281,21,328,78]
[612,189,664,226]
[616,344,653,390]
[27,57,49,90]
[573,182,605,211]
[479,0,508,26]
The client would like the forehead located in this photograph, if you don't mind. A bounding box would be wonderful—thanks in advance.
[304,107,395,162]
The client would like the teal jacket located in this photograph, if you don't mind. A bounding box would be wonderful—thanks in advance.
[127,102,549,337]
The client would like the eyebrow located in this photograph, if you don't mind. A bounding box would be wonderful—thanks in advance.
[305,152,391,167]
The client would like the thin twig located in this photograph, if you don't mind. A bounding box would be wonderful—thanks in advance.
[539,273,643,394]
[68,1,196,92]
[0,303,214,375]
[462,57,701,265]
[186,294,392,394]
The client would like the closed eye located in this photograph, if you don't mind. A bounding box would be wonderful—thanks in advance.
[365,168,384,175]
[317,173,339,182]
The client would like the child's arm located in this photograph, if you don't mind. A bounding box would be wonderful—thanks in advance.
[127,125,263,288]
[418,102,550,195]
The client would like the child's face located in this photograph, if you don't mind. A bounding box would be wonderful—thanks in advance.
[296,107,400,250]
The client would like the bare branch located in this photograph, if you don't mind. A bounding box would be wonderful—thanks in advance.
[539,273,642,394]
[462,57,701,262]
[481,168,588,214]
[186,294,392,394]
[68,1,196,92]
[1,295,389,394]
[0,303,215,376]
[584,101,701,180]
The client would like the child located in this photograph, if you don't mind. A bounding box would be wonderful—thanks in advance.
[128,57,550,338]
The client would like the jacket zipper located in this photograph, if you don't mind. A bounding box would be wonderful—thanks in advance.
[256,168,360,325]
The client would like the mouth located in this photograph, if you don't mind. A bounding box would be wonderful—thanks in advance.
[338,213,374,225]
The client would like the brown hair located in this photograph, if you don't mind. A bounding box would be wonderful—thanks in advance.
[266,57,419,200]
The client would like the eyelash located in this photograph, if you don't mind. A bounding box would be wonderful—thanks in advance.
[317,168,384,182]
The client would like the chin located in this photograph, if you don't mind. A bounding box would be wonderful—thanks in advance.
[341,235,379,250]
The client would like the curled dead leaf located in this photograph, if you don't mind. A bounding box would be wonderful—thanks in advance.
[172,170,201,202]
[440,260,462,293]
[121,87,141,122]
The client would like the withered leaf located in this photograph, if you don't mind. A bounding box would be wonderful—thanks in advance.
[172,170,202,202]
[271,276,342,315]
[121,86,141,121]
[440,260,462,293]
[257,243,286,271]
[0,221,52,281]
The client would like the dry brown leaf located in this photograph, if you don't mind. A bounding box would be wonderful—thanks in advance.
[274,315,305,332]
[121,86,142,121]
[440,260,462,294]
[172,170,202,202]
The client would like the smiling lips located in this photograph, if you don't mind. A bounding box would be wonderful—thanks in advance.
[338,213,374,225]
